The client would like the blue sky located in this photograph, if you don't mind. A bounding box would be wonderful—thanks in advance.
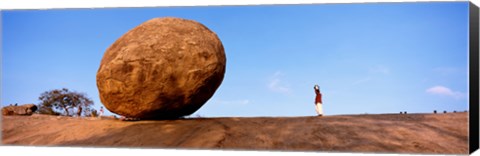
[2,2,470,117]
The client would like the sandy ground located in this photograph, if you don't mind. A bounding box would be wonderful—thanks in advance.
[1,112,469,154]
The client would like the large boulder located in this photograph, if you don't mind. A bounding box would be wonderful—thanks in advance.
[2,104,38,116]
[96,17,226,119]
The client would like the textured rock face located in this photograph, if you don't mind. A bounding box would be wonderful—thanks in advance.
[2,104,38,116]
[96,17,226,119]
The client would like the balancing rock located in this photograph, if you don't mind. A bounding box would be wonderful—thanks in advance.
[96,17,226,119]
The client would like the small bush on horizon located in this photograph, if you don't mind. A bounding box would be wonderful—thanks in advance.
[89,109,98,117]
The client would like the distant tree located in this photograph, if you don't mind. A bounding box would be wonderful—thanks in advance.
[37,88,94,116]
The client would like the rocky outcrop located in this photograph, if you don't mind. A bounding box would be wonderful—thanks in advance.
[2,104,38,116]
[96,17,226,119]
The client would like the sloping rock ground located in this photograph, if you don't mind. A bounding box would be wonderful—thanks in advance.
[1,112,468,154]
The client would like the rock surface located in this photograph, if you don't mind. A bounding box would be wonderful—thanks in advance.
[2,113,469,154]
[96,17,226,119]
[2,104,38,116]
